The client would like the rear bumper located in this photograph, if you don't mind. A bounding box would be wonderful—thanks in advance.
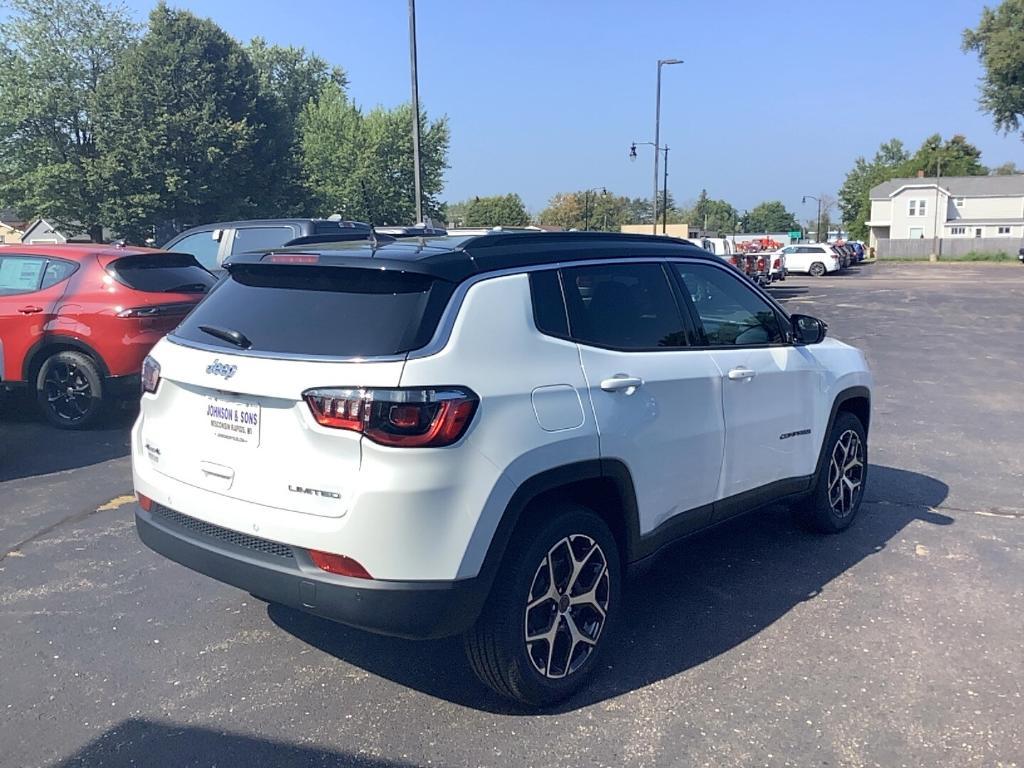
[135,504,488,639]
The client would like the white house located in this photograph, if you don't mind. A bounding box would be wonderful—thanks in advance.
[866,174,1024,247]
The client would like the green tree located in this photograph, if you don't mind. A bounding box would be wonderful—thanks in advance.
[903,133,987,177]
[839,138,911,241]
[538,189,631,231]
[741,200,798,233]
[684,189,737,234]
[0,0,137,241]
[247,37,347,125]
[96,4,282,241]
[298,85,449,224]
[454,194,530,227]
[963,0,1024,136]
[246,38,349,216]
[992,161,1021,175]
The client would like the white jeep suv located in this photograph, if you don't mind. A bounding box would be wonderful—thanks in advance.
[777,243,842,276]
[133,232,872,706]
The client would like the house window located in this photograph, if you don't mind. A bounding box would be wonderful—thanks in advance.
[998,226,1011,235]
[950,226,965,235]
[954,198,964,207]
[975,228,982,238]
[918,199,926,217]
[907,199,926,216]
[908,200,916,216]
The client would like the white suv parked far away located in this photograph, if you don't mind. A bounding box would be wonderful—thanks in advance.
[133,232,872,706]
[777,243,842,276]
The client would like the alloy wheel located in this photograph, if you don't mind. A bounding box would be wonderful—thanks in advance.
[44,361,93,424]
[524,533,610,679]
[827,429,864,517]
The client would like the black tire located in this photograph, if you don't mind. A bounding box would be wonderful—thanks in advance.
[464,503,621,707]
[794,411,868,533]
[35,351,106,429]
[809,261,826,277]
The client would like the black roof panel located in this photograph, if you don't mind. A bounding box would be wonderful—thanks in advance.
[223,232,716,282]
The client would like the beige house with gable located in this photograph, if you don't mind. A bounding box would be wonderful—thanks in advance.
[866,174,1024,248]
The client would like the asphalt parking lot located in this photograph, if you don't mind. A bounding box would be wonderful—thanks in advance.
[1,261,1022,768]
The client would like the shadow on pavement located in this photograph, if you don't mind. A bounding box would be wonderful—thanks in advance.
[0,394,134,482]
[53,718,418,768]
[270,464,952,715]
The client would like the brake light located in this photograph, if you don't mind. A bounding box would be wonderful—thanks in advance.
[141,356,161,394]
[309,550,372,579]
[729,255,739,266]
[263,253,319,264]
[303,387,478,447]
[773,258,781,269]
[136,492,154,512]
[756,257,766,271]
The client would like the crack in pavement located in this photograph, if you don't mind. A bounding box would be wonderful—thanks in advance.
[0,494,135,562]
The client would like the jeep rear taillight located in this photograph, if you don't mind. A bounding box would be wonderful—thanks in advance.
[141,355,161,395]
[756,257,766,271]
[303,387,478,447]
[773,258,781,270]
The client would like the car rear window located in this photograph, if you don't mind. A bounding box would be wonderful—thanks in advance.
[173,264,455,357]
[108,254,216,293]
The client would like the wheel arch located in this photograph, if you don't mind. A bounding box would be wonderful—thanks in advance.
[812,386,871,486]
[473,459,641,600]
[23,335,110,384]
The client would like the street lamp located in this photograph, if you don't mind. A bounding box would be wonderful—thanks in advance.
[652,58,682,235]
[802,195,822,243]
[630,141,670,233]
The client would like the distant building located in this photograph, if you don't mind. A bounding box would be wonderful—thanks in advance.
[620,224,692,238]
[19,218,94,245]
[866,174,1024,247]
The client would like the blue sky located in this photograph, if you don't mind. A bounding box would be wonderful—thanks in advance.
[119,1,1022,216]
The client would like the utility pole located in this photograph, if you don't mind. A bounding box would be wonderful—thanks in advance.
[661,146,670,234]
[932,157,942,260]
[408,0,423,224]
[652,58,682,234]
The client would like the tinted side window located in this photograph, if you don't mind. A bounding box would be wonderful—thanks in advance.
[40,259,79,289]
[674,263,784,346]
[561,263,688,350]
[230,226,297,254]
[170,231,221,271]
[529,270,569,337]
[0,256,46,295]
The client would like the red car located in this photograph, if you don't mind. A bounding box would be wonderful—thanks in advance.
[0,243,215,428]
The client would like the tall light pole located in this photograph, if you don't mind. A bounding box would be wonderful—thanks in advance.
[408,0,423,224]
[653,58,682,234]
[803,195,821,242]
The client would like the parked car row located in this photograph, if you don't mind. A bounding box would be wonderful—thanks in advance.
[682,237,781,287]
[771,240,864,277]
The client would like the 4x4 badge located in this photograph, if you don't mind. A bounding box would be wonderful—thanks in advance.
[206,360,237,379]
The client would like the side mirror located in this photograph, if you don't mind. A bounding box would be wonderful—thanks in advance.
[791,314,827,345]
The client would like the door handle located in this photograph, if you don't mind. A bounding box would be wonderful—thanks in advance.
[727,366,757,381]
[18,306,43,315]
[600,375,644,395]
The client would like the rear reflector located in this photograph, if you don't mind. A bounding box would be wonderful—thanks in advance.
[304,387,479,448]
[262,253,320,264]
[309,550,372,579]
[137,492,154,512]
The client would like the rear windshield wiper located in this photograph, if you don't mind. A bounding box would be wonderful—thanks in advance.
[163,282,209,293]
[199,325,252,349]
